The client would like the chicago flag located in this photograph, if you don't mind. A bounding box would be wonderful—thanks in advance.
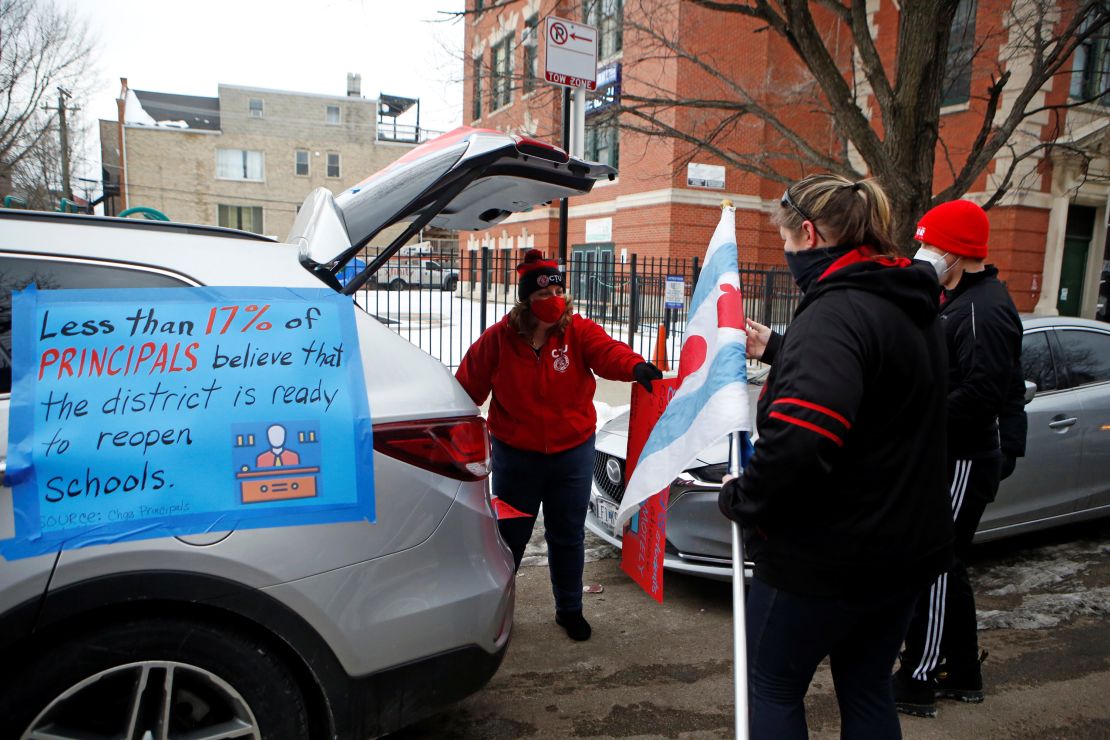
[615,206,751,531]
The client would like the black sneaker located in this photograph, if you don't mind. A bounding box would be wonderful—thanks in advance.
[893,669,937,718]
[936,651,987,703]
[555,610,592,641]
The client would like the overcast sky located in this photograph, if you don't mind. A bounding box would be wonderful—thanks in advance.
[65,0,465,179]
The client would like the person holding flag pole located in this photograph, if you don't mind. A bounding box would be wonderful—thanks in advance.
[615,201,754,738]
[717,175,953,739]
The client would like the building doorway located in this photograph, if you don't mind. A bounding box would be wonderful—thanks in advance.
[1058,205,1096,317]
[571,243,615,313]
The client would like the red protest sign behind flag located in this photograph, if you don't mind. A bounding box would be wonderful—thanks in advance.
[621,377,679,603]
[491,496,533,520]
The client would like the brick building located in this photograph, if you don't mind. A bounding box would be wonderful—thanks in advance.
[464,0,1109,318]
[99,76,427,243]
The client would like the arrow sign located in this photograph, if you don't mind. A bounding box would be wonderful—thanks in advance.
[544,15,598,90]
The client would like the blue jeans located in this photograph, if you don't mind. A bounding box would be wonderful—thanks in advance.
[491,435,594,613]
[746,577,918,740]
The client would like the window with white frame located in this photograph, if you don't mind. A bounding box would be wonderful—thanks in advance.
[523,16,539,94]
[941,0,976,107]
[1071,6,1110,105]
[216,149,264,181]
[249,98,263,118]
[585,0,623,60]
[218,205,264,234]
[295,149,309,176]
[326,152,340,178]
[326,104,341,124]
[490,36,513,110]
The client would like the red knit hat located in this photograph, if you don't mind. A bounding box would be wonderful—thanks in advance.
[914,200,989,259]
[516,249,564,301]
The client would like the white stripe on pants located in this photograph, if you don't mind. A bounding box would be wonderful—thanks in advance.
[911,459,971,681]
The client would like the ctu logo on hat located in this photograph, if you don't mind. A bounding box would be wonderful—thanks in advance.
[538,273,563,286]
[915,226,927,239]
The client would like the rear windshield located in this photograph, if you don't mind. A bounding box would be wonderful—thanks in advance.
[332,144,466,257]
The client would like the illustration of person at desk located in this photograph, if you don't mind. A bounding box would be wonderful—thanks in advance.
[235,423,320,504]
[256,424,301,467]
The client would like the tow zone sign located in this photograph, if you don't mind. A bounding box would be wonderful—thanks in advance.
[544,16,598,90]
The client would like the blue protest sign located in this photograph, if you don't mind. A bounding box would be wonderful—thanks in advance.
[2,286,374,559]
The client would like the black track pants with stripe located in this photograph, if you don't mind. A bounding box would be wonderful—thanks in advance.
[901,455,1001,681]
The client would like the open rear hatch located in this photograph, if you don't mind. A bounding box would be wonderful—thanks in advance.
[288,126,616,294]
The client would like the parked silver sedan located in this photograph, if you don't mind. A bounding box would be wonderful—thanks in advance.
[586,316,1110,580]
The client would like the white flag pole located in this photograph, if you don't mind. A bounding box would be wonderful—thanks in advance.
[729,431,749,740]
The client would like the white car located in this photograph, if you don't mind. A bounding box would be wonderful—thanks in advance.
[0,127,614,738]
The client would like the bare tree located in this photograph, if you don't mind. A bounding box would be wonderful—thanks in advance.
[0,0,94,203]
[620,0,1110,247]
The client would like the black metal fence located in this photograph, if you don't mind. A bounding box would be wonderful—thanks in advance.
[347,247,802,371]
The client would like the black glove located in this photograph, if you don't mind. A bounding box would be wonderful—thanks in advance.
[633,362,664,392]
[718,477,741,522]
[1000,453,1018,481]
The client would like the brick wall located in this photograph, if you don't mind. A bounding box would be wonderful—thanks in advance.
[461,0,1108,314]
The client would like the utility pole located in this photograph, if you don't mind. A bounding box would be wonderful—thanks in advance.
[58,88,72,201]
[44,87,79,202]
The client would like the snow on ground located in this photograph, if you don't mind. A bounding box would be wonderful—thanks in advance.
[594,401,629,431]
[972,536,1110,631]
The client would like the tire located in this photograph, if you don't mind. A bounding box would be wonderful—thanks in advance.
[443,275,458,292]
[389,278,407,291]
[4,617,309,739]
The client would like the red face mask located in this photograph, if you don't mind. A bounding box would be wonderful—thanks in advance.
[530,295,566,323]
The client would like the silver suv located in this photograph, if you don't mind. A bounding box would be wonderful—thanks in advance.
[0,128,613,737]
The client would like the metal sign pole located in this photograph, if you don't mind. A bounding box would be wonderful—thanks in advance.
[559,86,571,265]
[571,86,586,159]
[729,431,749,740]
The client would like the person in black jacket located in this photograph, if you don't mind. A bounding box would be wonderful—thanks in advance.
[894,199,1025,717]
[719,175,953,739]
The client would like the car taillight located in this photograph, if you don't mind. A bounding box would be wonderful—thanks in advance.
[373,417,491,481]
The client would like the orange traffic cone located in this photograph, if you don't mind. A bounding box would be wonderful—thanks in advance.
[653,323,669,372]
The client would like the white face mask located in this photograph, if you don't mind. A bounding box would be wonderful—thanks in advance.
[914,247,958,280]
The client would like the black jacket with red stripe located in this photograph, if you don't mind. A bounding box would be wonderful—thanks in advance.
[720,248,954,597]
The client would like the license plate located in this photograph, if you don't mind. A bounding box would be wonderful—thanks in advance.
[595,496,619,529]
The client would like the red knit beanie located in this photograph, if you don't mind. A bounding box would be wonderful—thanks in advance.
[516,249,564,301]
[914,200,989,259]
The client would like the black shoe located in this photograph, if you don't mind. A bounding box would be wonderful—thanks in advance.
[555,610,591,641]
[936,651,987,703]
[893,669,937,718]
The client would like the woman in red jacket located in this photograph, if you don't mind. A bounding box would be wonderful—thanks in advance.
[456,249,662,641]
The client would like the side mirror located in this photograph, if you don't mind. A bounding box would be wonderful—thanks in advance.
[1023,380,1037,405]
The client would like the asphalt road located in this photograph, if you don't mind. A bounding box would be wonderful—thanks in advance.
[393,517,1110,739]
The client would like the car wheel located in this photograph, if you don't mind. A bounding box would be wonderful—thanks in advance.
[443,275,458,292]
[6,617,309,739]
[389,278,407,291]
